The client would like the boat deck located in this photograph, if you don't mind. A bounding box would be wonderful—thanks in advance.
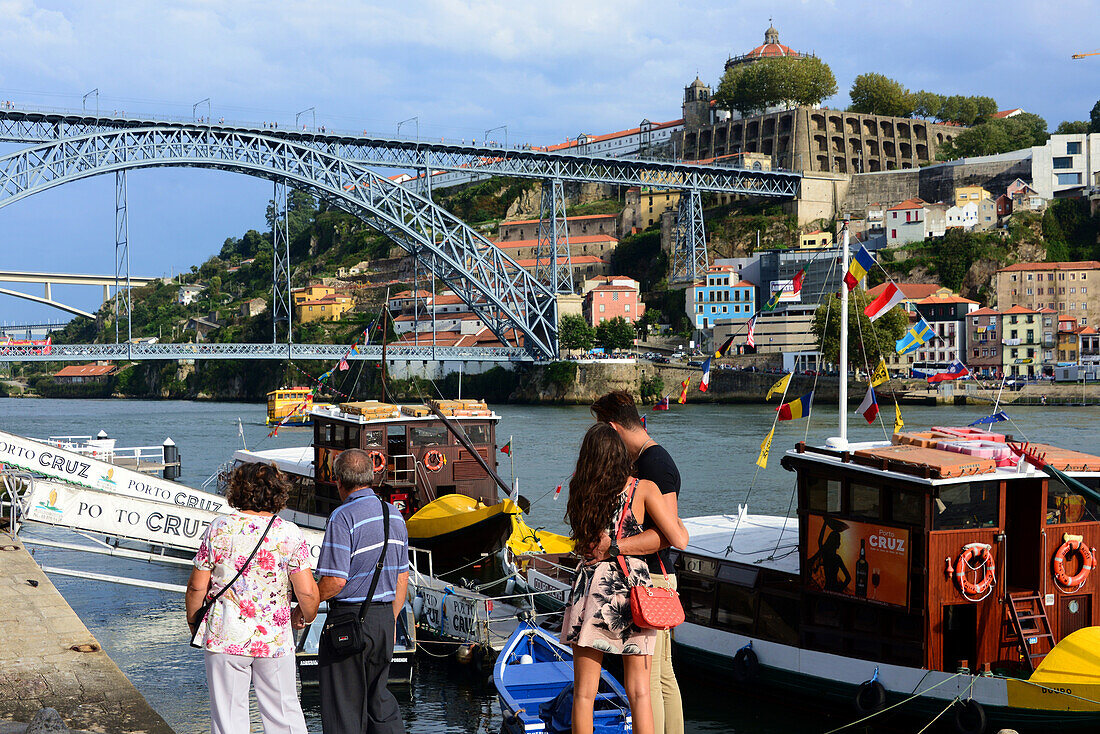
[681,513,800,575]
[233,446,314,477]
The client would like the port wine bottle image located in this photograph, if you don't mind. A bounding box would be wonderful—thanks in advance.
[855,539,869,598]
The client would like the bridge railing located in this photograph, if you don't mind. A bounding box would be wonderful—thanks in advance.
[0,342,534,362]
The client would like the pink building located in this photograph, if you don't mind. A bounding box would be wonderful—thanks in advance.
[582,276,645,327]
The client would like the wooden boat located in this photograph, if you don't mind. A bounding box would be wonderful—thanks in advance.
[670,225,1100,733]
[494,620,632,734]
[406,494,521,576]
[266,387,330,426]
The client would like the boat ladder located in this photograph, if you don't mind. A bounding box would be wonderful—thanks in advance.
[1005,591,1056,672]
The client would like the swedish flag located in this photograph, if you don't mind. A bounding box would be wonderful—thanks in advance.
[896,317,933,356]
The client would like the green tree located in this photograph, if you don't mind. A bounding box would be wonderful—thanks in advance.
[789,56,838,106]
[939,113,1048,159]
[596,317,636,351]
[812,289,909,366]
[716,57,836,115]
[1056,120,1092,134]
[559,314,596,353]
[1091,99,1100,133]
[911,90,945,120]
[848,73,913,117]
[972,96,998,125]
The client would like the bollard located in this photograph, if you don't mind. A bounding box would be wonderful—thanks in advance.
[162,438,181,480]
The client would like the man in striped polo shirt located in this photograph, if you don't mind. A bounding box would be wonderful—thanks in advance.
[315,449,409,734]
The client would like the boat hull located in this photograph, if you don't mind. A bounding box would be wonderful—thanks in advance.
[407,497,519,577]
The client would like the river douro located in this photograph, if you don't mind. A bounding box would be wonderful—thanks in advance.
[4,398,1098,733]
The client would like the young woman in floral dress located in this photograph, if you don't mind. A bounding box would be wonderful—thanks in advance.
[186,462,320,734]
[563,423,689,734]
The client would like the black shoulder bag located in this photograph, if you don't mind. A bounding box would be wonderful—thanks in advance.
[323,500,390,655]
[190,513,278,648]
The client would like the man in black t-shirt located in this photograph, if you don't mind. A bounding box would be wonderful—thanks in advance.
[590,390,684,734]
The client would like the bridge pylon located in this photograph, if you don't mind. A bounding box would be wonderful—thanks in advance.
[670,189,708,285]
[272,180,292,344]
[114,171,131,342]
[535,179,573,294]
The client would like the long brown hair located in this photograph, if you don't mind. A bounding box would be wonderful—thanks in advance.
[566,423,633,550]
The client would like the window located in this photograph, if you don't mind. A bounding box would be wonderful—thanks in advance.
[1067,142,1082,155]
[624,304,630,312]
[891,488,924,525]
[807,476,841,513]
[612,292,619,301]
[715,584,755,633]
[933,481,999,530]
[1053,156,1074,169]
[850,483,881,520]
[600,304,606,313]
[1056,172,1082,186]
[1047,478,1100,525]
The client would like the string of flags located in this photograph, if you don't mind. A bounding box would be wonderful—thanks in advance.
[677,378,690,404]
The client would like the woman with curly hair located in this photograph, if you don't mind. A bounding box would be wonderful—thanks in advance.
[562,423,689,734]
[186,462,319,734]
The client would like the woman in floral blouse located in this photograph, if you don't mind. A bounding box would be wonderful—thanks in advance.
[186,462,319,734]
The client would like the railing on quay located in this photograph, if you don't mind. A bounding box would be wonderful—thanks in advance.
[0,342,534,362]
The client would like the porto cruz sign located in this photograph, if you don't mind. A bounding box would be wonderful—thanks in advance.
[805,514,910,607]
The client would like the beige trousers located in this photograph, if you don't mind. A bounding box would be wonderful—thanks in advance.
[649,573,684,734]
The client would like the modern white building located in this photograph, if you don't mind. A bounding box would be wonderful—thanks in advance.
[945,202,978,230]
[1031,133,1100,201]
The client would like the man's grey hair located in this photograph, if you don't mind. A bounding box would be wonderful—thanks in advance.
[333,449,375,490]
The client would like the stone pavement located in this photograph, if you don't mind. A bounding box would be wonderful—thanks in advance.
[0,540,174,734]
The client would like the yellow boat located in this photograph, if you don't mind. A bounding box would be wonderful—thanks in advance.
[503,513,576,611]
[266,387,330,426]
[406,494,522,576]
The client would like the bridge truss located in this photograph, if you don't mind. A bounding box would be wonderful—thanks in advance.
[0,342,529,362]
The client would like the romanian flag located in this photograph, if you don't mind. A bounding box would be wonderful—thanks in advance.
[844,245,875,291]
[714,335,735,358]
[746,315,757,348]
[777,391,813,421]
[865,282,905,321]
[501,439,512,455]
[678,378,690,404]
[896,317,934,356]
[699,358,712,392]
[766,372,792,401]
[856,386,879,424]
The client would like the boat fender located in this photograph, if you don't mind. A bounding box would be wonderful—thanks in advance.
[953,698,986,734]
[412,596,424,622]
[424,449,446,472]
[455,642,475,665]
[518,653,534,665]
[853,679,886,715]
[505,577,516,597]
[731,645,758,683]
[1052,539,1095,590]
[368,450,385,473]
[955,543,996,599]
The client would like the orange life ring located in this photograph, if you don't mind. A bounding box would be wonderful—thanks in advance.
[368,450,385,474]
[1052,539,1095,589]
[424,449,446,472]
[954,543,996,599]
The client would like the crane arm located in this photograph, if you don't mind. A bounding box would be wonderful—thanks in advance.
[1072,51,1100,59]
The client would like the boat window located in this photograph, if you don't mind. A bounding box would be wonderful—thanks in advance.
[715,583,755,633]
[932,481,999,530]
[361,430,383,449]
[1046,478,1100,525]
[756,594,799,646]
[890,488,924,526]
[320,423,336,445]
[464,424,491,445]
[849,483,881,520]
[345,426,359,448]
[411,426,449,447]
[807,475,841,513]
[717,563,758,588]
[678,575,716,625]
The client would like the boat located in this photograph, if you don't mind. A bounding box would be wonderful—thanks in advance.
[266,387,330,426]
[494,620,632,734]
[501,513,577,613]
[406,493,521,576]
[668,224,1100,733]
[295,602,417,686]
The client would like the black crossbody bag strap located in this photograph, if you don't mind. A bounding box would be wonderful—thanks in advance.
[356,500,390,621]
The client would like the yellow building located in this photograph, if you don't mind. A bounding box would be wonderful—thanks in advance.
[955,185,991,208]
[296,294,354,323]
[799,229,834,249]
[292,285,337,306]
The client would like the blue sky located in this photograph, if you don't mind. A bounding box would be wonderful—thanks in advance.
[0,0,1097,324]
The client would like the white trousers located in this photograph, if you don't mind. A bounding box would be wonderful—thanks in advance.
[205,651,308,734]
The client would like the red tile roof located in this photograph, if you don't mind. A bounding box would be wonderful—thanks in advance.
[992,109,1023,119]
[866,282,944,301]
[495,235,618,247]
[998,261,1100,272]
[55,364,115,377]
[886,198,926,211]
[513,255,608,267]
[969,307,1001,316]
[1002,305,1038,314]
[538,119,682,153]
[503,214,619,226]
[917,295,979,305]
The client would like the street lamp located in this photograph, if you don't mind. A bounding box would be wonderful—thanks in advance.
[295,106,316,131]
[397,116,419,142]
[485,124,507,149]
[82,89,99,116]
[192,98,210,122]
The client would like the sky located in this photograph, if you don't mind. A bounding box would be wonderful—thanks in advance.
[0,0,1097,325]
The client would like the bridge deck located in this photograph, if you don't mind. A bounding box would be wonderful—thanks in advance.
[0,343,533,362]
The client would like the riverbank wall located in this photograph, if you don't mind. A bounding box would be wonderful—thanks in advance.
[0,540,175,734]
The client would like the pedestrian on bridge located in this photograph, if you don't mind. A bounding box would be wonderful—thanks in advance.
[186,462,319,734]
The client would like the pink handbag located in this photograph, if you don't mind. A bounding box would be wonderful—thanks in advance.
[614,480,685,631]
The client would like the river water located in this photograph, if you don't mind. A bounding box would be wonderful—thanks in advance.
[3,397,1099,733]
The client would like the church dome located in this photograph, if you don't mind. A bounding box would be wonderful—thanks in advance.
[726,22,809,70]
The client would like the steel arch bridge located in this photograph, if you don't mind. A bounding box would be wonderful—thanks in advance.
[0,127,559,358]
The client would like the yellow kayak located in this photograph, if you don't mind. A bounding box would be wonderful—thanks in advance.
[506,513,574,556]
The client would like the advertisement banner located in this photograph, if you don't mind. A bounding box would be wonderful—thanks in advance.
[770,279,802,304]
[22,479,324,560]
[0,428,227,513]
[805,514,909,607]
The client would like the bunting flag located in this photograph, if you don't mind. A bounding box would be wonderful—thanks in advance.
[337,356,350,371]
[640,414,646,429]
[553,484,563,501]
[500,438,512,456]
[777,391,814,421]
[766,373,792,401]
[856,386,879,424]
[756,427,774,469]
[870,358,890,387]
[926,360,970,383]
[969,411,1008,427]
[745,315,757,348]
[714,335,735,358]
[678,378,690,404]
[894,403,904,434]
[844,245,875,291]
[865,282,905,321]
[699,358,712,392]
[896,317,934,356]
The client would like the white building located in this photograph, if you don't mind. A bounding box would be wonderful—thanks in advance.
[178,284,205,306]
[885,198,929,246]
[1031,133,1100,201]
[945,202,978,230]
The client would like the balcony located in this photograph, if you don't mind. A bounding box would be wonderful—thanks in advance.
[1002,338,1022,346]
